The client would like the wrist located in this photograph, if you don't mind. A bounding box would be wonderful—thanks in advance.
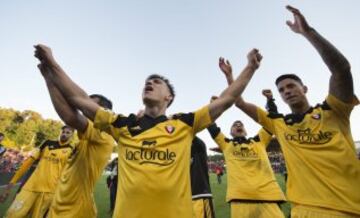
[245,64,258,71]
[302,26,316,38]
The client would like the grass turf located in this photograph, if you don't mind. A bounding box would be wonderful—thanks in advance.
[0,173,290,217]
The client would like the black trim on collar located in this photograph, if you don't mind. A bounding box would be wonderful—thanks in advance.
[40,140,73,151]
[126,113,169,137]
[227,136,258,145]
[283,107,313,125]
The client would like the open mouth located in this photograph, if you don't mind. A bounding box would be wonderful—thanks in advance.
[286,96,296,101]
[144,86,154,92]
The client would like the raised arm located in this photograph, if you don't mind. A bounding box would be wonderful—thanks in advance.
[218,56,260,122]
[286,5,354,103]
[262,89,278,113]
[38,64,88,133]
[208,49,262,121]
[34,44,99,120]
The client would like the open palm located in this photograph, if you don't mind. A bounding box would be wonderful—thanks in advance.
[218,57,232,77]
[286,5,311,34]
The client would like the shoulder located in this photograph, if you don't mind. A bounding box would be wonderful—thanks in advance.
[171,112,195,127]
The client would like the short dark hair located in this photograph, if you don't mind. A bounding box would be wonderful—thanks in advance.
[90,94,113,110]
[232,120,243,126]
[0,132,4,137]
[275,74,304,86]
[146,74,175,107]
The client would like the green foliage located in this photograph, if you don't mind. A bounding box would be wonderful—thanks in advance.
[0,107,65,149]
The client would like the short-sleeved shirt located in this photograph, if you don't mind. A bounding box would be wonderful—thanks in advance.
[48,121,115,218]
[22,140,74,193]
[208,125,286,202]
[94,106,212,218]
[256,94,360,215]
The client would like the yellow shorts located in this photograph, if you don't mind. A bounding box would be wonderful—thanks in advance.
[292,204,360,218]
[230,201,284,218]
[5,190,54,218]
[192,198,215,218]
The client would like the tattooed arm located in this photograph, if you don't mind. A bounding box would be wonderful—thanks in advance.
[286,5,354,103]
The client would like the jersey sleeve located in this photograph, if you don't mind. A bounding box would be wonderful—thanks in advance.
[9,156,36,184]
[257,128,273,148]
[78,120,115,147]
[325,94,359,121]
[207,123,228,151]
[94,107,127,142]
[256,107,276,134]
[193,105,212,134]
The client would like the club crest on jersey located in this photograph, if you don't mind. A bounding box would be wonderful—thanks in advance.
[312,114,321,120]
[165,125,175,134]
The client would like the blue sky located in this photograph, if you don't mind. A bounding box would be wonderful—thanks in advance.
[1,0,359,149]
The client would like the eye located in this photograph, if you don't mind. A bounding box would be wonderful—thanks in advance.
[154,79,162,84]
[287,84,295,89]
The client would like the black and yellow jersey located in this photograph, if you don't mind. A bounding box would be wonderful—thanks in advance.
[48,121,115,218]
[21,140,74,193]
[256,94,360,215]
[191,136,212,200]
[207,124,286,202]
[94,106,212,218]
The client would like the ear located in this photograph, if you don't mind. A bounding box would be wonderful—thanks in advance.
[165,94,173,103]
[303,85,308,94]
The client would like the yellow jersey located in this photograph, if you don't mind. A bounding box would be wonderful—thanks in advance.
[256,94,360,215]
[94,106,212,218]
[207,124,286,202]
[47,121,115,218]
[22,140,74,193]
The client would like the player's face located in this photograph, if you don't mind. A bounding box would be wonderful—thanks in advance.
[277,78,307,108]
[230,121,247,138]
[59,127,74,142]
[0,135,3,142]
[142,78,172,107]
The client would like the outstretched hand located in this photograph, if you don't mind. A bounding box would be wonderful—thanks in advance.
[34,44,56,65]
[247,49,262,70]
[286,5,312,35]
[219,57,232,78]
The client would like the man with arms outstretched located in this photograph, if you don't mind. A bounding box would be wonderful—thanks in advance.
[235,6,360,217]
[37,64,115,218]
[206,59,285,218]
[34,44,262,218]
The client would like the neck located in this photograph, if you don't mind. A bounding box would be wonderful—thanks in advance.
[144,105,167,118]
[59,139,69,145]
[290,99,311,114]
